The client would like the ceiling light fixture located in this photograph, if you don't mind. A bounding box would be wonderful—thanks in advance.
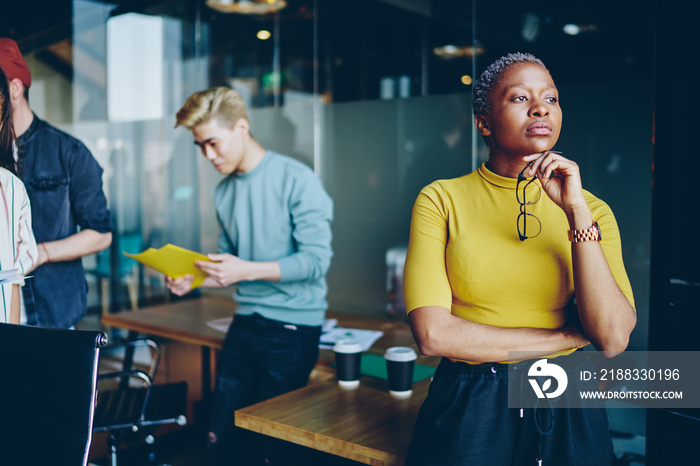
[563,24,581,35]
[562,23,599,36]
[433,44,485,59]
[205,0,287,14]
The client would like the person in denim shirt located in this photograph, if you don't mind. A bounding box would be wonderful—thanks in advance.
[0,38,113,328]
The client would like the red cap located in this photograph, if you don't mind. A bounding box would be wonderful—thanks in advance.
[0,38,31,89]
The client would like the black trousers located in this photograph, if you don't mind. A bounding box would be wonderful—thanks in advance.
[406,351,614,466]
[209,312,321,466]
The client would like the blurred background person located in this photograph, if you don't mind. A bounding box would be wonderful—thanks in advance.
[0,37,112,329]
[0,65,37,323]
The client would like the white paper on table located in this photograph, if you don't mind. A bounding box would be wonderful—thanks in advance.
[322,318,338,333]
[206,317,233,333]
[318,327,384,351]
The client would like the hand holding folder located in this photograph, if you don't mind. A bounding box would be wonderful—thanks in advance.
[123,244,212,288]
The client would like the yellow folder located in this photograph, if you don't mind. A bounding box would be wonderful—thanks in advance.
[123,243,211,289]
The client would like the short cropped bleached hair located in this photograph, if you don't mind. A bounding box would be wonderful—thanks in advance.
[471,52,547,117]
[175,87,248,129]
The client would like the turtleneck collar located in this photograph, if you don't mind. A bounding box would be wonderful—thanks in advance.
[478,162,541,190]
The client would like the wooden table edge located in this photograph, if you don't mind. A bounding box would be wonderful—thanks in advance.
[100,314,225,350]
[235,410,403,466]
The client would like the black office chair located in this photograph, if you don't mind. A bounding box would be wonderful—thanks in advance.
[0,322,108,466]
[93,338,188,466]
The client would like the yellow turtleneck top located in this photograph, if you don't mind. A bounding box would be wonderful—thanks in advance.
[403,163,635,363]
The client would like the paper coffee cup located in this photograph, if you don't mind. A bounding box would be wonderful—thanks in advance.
[384,346,417,398]
[334,340,363,388]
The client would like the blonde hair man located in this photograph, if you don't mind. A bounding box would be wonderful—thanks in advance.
[176,86,248,129]
[169,87,334,465]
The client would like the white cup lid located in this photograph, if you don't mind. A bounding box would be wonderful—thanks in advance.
[384,346,417,362]
[334,339,363,353]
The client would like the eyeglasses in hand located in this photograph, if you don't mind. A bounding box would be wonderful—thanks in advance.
[516,162,542,241]
[515,151,563,241]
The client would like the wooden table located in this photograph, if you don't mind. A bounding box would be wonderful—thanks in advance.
[230,306,432,466]
[101,296,417,357]
[100,296,235,350]
[100,296,424,411]
[102,296,431,464]
[236,377,430,466]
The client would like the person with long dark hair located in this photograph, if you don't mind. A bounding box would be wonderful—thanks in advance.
[0,66,37,323]
[0,66,16,174]
[0,37,112,328]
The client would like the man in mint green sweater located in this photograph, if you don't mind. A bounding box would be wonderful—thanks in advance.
[170,87,333,465]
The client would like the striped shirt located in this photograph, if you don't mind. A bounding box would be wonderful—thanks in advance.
[1,167,37,323]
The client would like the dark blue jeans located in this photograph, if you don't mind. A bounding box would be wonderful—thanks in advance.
[209,312,321,465]
[406,351,614,466]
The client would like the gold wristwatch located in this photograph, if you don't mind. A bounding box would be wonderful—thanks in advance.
[568,221,601,243]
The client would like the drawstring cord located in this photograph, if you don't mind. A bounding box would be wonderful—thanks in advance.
[533,396,554,465]
[514,363,554,465]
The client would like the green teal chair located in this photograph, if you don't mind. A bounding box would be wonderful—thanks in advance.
[86,232,143,313]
